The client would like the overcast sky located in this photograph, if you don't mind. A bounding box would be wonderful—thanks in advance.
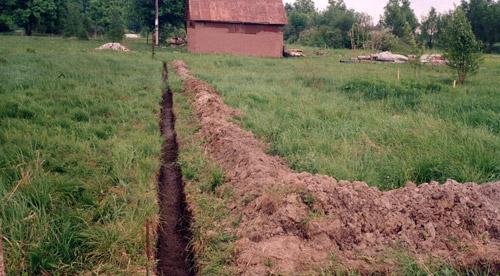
[284,0,460,21]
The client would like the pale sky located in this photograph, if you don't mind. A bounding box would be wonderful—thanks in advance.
[284,0,460,22]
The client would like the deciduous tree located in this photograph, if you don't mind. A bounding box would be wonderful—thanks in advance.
[443,8,482,84]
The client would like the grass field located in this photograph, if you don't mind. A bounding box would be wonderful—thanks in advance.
[178,49,500,190]
[0,35,499,274]
[0,36,163,274]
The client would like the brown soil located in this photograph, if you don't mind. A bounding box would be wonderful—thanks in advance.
[172,60,500,275]
[156,75,195,276]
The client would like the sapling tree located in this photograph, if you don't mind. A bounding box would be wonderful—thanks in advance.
[443,8,482,84]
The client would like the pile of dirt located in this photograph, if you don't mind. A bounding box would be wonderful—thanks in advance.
[95,43,130,52]
[420,54,448,65]
[172,60,500,274]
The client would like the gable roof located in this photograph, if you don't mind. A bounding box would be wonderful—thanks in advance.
[187,0,288,25]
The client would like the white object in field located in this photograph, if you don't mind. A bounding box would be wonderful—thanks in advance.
[96,43,130,52]
[420,54,448,65]
[125,33,141,39]
[373,51,409,63]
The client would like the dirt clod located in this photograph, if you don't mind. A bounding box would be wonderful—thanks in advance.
[172,60,500,274]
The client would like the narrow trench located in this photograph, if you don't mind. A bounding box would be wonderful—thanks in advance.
[156,63,195,276]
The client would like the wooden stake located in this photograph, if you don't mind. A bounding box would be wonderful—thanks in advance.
[453,80,457,88]
[145,220,151,276]
[151,39,155,59]
[0,230,5,276]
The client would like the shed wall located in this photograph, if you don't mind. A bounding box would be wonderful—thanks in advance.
[187,21,284,57]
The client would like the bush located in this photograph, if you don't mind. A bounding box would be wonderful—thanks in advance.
[299,26,343,48]
[364,30,416,54]
[0,15,15,32]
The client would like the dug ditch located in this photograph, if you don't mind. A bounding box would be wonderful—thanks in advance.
[156,63,195,276]
[172,59,500,274]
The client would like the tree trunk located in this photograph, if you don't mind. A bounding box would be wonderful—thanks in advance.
[25,25,32,36]
[458,71,466,85]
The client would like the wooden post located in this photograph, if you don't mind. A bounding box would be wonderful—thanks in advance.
[453,80,457,88]
[155,0,159,47]
[0,230,5,276]
[145,220,151,276]
[152,39,155,58]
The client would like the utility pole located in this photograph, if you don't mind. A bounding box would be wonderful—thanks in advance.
[155,0,159,47]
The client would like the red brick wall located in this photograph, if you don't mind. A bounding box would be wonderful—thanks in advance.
[187,21,284,58]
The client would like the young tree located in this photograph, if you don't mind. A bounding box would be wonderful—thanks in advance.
[420,7,439,48]
[443,8,482,84]
[402,21,416,48]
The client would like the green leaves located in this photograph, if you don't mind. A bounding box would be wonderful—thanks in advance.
[382,0,418,38]
[443,8,483,84]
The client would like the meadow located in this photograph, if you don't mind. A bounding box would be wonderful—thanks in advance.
[0,35,499,274]
[178,49,500,190]
[0,36,163,274]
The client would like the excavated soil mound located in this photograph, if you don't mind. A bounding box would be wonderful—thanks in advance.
[172,60,500,275]
[95,43,130,52]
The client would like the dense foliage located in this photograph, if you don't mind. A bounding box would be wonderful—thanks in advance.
[283,0,500,52]
[0,0,499,50]
[0,0,185,41]
[284,0,370,49]
[443,8,483,84]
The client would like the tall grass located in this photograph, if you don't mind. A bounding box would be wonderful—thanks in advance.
[0,36,162,274]
[1,35,498,274]
[163,49,500,190]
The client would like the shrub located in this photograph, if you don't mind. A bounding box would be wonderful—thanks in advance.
[443,8,482,84]
[0,15,15,32]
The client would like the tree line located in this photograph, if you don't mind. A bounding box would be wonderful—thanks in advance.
[0,0,185,41]
[0,0,499,53]
[285,0,500,53]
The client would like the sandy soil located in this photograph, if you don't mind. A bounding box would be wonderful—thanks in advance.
[172,60,500,275]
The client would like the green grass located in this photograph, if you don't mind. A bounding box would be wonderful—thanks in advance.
[170,70,237,275]
[0,36,163,274]
[169,49,500,190]
[1,35,499,274]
